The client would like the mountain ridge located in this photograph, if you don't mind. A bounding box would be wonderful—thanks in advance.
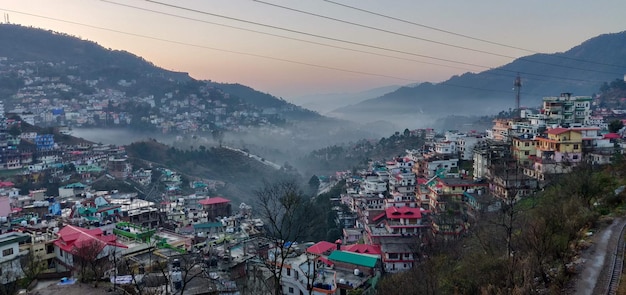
[333,30,626,124]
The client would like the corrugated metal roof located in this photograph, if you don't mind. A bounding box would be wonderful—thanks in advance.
[328,250,378,268]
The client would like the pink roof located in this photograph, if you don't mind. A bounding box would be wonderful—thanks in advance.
[0,181,14,188]
[307,241,337,255]
[547,127,570,135]
[343,244,381,255]
[198,196,231,205]
[417,178,428,185]
[53,225,127,253]
[604,133,621,139]
[385,206,423,219]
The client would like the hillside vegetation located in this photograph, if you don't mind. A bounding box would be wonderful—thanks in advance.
[125,139,298,204]
[377,160,626,294]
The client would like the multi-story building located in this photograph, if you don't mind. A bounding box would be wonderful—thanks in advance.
[457,134,484,161]
[472,140,511,181]
[488,119,512,142]
[542,93,592,126]
[278,244,381,295]
[108,157,132,179]
[526,127,583,180]
[198,197,232,222]
[511,134,537,166]
[0,232,30,284]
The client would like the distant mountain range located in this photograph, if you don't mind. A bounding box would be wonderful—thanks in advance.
[291,84,409,114]
[333,31,626,125]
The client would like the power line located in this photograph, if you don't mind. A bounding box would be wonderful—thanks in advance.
[104,0,602,85]
[252,0,625,76]
[0,8,550,98]
[101,0,476,73]
[253,0,515,59]
[322,0,626,70]
[0,8,417,82]
[138,0,613,84]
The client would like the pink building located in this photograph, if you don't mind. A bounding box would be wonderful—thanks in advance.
[0,197,10,218]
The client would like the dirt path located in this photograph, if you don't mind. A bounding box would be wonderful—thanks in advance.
[571,217,626,295]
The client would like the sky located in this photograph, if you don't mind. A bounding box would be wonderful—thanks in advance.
[2,1,626,100]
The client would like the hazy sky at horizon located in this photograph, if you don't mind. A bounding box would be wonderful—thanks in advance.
[2,1,626,100]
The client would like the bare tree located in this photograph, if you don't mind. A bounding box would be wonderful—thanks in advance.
[72,239,110,286]
[21,251,45,286]
[256,180,317,295]
[170,253,211,295]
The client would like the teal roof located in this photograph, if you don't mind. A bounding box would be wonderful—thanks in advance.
[193,181,208,188]
[76,164,103,172]
[193,222,224,230]
[78,207,97,215]
[327,250,379,268]
[65,182,86,189]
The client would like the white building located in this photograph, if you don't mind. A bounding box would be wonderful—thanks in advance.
[0,232,30,284]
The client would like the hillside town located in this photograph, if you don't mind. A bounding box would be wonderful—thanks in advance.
[0,89,626,294]
[0,57,295,134]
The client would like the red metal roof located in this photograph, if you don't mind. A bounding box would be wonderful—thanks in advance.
[372,212,386,222]
[604,133,621,139]
[198,196,231,205]
[343,244,381,255]
[385,206,423,219]
[307,241,337,255]
[53,225,128,253]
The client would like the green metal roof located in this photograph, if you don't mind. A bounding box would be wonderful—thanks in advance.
[328,250,379,268]
[78,207,97,215]
[65,182,86,189]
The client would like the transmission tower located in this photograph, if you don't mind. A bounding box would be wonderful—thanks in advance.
[514,74,522,116]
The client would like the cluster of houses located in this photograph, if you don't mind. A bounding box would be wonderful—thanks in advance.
[1,57,289,134]
[0,92,625,294]
[310,92,626,280]
[0,177,266,294]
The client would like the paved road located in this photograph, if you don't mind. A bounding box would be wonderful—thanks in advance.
[573,218,626,295]
[222,146,281,170]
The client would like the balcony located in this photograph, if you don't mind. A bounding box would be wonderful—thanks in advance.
[312,269,336,294]
[385,219,425,227]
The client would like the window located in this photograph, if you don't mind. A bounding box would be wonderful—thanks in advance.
[573,144,579,150]
[525,142,530,147]
[3,248,14,257]
[289,287,294,293]
[524,151,529,156]
[573,155,579,160]
[286,268,291,276]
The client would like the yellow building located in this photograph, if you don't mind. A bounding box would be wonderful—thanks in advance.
[512,134,538,166]
[527,127,583,180]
